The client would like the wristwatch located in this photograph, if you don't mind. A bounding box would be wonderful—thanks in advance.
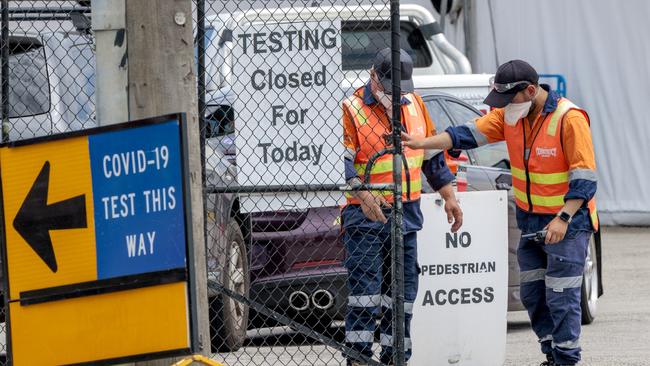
[557,211,573,224]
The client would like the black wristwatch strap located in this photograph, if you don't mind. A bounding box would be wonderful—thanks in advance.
[557,211,572,223]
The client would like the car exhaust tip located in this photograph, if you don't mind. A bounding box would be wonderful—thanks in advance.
[289,291,310,312]
[311,289,334,310]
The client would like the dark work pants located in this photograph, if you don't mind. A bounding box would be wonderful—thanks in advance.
[518,230,590,365]
[343,222,419,365]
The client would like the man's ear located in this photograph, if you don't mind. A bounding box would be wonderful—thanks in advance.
[526,84,537,98]
[370,70,381,94]
[369,69,375,84]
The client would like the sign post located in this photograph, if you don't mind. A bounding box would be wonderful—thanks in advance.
[410,191,508,366]
[0,114,197,366]
[231,20,345,212]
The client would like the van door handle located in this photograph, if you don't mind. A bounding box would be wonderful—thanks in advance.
[495,174,512,191]
[496,183,512,191]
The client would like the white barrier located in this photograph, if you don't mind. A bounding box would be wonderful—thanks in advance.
[411,191,508,366]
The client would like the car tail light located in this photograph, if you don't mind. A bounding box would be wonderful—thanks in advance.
[456,166,468,192]
[445,151,469,175]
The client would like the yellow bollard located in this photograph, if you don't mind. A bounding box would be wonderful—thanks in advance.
[172,354,225,366]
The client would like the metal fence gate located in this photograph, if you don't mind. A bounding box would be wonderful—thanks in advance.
[0,1,411,365]
[197,1,410,365]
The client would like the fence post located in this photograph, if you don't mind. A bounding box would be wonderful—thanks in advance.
[390,0,406,365]
[1,0,8,143]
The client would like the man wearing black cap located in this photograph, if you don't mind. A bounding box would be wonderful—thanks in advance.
[341,48,463,365]
[402,60,599,366]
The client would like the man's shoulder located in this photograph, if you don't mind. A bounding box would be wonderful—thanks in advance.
[343,87,366,103]
[563,107,590,126]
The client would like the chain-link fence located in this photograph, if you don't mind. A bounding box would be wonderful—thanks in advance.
[0,3,96,364]
[0,1,422,365]
[199,1,416,365]
[0,1,95,363]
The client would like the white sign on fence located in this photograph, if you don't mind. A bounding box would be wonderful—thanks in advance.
[411,191,508,366]
[232,20,345,212]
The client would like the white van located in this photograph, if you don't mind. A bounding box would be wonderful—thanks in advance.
[2,32,95,141]
[203,4,491,111]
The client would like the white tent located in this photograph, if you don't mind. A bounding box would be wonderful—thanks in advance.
[441,0,650,226]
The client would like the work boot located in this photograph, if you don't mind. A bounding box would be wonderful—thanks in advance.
[539,354,555,366]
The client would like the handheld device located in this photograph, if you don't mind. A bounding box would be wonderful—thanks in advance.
[522,230,548,243]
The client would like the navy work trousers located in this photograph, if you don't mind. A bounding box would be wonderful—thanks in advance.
[518,230,590,365]
[343,218,419,365]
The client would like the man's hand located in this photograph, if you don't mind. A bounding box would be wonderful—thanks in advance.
[438,183,463,232]
[544,217,569,244]
[357,191,391,223]
[401,132,426,150]
[444,197,463,233]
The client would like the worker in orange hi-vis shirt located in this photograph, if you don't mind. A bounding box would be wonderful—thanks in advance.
[402,60,598,366]
[341,48,462,366]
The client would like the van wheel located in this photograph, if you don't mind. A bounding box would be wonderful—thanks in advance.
[581,234,598,325]
[209,220,250,352]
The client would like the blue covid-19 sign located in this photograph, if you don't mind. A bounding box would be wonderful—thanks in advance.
[89,120,186,279]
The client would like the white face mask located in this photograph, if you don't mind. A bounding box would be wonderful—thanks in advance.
[374,89,393,115]
[503,87,539,125]
[504,101,532,125]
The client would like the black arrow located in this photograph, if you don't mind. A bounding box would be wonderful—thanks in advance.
[12,161,87,273]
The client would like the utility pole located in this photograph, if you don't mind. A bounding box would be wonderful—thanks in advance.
[94,0,210,365]
[127,1,209,365]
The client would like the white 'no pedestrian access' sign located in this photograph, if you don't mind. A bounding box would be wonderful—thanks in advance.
[232,20,344,212]
[411,191,508,366]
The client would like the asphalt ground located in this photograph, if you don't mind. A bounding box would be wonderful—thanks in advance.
[212,226,650,366]
[504,226,650,366]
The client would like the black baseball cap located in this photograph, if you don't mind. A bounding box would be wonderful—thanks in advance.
[372,48,414,94]
[484,60,539,108]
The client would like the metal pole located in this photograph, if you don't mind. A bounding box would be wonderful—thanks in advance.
[439,0,448,33]
[7,7,90,14]
[390,0,406,365]
[2,0,8,143]
[196,0,209,308]
[206,183,396,194]
[463,0,472,64]
[92,0,128,126]
[487,0,500,67]
[197,0,206,170]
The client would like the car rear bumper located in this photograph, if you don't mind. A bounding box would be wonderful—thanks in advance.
[249,266,348,327]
